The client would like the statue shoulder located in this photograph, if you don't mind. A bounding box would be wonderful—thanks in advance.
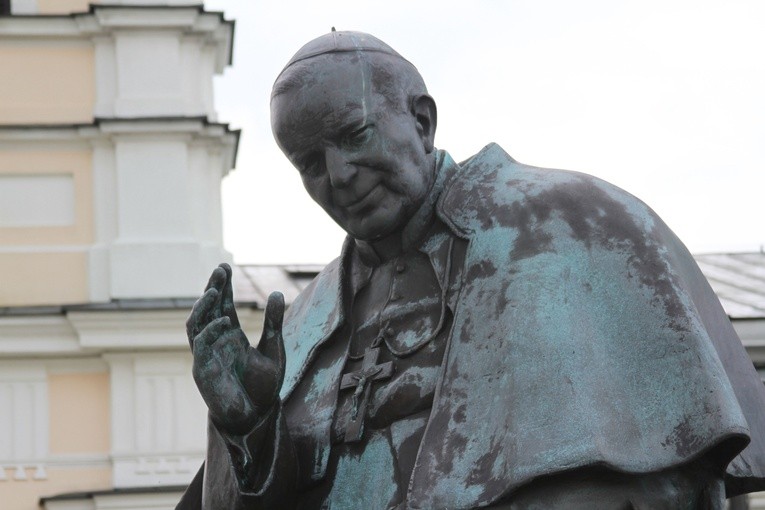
[439,143,658,236]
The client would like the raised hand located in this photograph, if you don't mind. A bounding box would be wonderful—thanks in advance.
[187,263,286,435]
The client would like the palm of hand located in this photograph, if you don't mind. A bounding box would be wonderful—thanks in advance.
[187,264,285,435]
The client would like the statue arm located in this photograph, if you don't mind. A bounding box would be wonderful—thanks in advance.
[203,403,298,509]
[186,264,299,508]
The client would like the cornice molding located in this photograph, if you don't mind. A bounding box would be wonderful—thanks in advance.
[0,118,240,169]
[0,5,233,71]
[0,307,264,355]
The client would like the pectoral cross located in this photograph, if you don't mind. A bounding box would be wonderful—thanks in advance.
[340,346,394,443]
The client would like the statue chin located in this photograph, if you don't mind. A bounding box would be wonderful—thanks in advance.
[336,214,403,244]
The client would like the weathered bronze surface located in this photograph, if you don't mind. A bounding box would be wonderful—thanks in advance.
[179,31,765,509]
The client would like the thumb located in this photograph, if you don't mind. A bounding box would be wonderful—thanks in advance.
[258,291,286,385]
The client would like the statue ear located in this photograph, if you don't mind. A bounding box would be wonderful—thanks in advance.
[411,94,437,153]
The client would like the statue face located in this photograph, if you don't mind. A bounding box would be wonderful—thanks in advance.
[271,57,434,242]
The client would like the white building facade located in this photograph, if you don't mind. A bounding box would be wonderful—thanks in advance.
[0,2,245,508]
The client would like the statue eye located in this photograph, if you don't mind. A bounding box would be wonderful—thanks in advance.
[341,125,372,150]
[300,154,324,178]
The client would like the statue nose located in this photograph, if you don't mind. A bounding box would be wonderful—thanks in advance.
[325,147,357,188]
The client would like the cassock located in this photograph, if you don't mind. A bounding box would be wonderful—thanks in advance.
[180,144,765,509]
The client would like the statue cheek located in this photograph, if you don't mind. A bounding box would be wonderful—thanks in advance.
[302,177,331,205]
[358,142,388,165]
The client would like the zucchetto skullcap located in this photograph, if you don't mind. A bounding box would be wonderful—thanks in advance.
[277,30,412,79]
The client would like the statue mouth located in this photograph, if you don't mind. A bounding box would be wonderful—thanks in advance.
[338,185,380,212]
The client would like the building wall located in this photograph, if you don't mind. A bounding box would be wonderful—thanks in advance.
[36,0,92,14]
[0,2,237,304]
[0,359,112,510]
[0,148,93,306]
[2,467,112,510]
[0,16,95,308]
[49,372,110,455]
[0,42,94,124]
[0,2,236,508]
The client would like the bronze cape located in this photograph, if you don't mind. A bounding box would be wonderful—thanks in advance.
[182,144,765,509]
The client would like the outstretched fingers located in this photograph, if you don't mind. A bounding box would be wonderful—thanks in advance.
[258,291,286,387]
[205,265,227,292]
[192,316,232,355]
[218,263,241,329]
[187,265,232,350]
[186,287,219,349]
[202,266,227,324]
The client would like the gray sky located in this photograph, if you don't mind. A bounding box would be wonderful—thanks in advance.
[205,0,765,265]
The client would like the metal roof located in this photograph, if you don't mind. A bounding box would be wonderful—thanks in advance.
[232,264,324,306]
[694,252,765,319]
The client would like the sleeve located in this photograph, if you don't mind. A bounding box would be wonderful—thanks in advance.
[201,402,298,510]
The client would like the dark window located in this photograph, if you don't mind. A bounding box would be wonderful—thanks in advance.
[0,0,10,16]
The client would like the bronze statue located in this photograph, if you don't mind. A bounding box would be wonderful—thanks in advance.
[179,31,765,509]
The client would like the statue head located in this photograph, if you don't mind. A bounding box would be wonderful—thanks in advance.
[270,31,438,242]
